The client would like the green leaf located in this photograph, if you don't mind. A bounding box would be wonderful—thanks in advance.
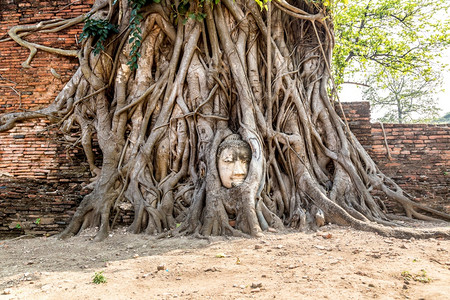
[196,13,206,21]
[333,0,450,123]
[177,1,190,15]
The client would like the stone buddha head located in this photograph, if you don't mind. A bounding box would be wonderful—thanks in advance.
[217,134,252,188]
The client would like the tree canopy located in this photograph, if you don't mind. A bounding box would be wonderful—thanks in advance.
[333,0,450,122]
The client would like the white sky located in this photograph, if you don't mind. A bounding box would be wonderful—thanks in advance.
[437,47,450,114]
[339,44,450,121]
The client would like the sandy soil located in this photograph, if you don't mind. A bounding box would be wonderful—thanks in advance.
[1,224,449,300]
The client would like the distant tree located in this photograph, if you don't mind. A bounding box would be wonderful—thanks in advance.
[363,72,441,123]
[333,0,450,116]
[434,112,450,124]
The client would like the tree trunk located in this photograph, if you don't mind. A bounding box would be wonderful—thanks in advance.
[1,0,449,241]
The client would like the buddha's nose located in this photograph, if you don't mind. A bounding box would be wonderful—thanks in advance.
[234,161,246,175]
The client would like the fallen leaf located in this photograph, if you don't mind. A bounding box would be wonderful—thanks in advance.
[216,253,228,258]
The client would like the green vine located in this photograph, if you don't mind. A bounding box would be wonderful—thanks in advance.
[128,0,160,70]
[175,0,210,25]
[79,0,221,69]
[127,0,208,70]
[79,18,118,55]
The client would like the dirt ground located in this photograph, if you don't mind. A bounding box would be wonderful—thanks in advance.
[1,224,449,300]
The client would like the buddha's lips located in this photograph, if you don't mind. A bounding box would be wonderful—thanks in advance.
[231,177,246,186]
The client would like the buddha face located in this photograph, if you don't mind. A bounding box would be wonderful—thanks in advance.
[217,136,251,188]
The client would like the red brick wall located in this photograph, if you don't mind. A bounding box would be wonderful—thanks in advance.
[0,178,88,237]
[0,0,94,237]
[370,123,449,211]
[1,0,94,113]
[0,0,94,180]
[338,101,450,213]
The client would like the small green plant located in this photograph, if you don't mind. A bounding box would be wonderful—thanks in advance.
[92,271,107,284]
[35,218,41,225]
[15,223,21,229]
[401,271,412,280]
[177,0,208,24]
[79,18,118,55]
[401,270,431,283]
[414,269,432,283]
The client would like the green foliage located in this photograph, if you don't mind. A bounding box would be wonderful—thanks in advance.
[254,0,269,10]
[80,18,118,55]
[35,218,41,225]
[321,0,348,13]
[177,0,191,16]
[334,0,450,122]
[414,270,432,283]
[92,271,107,284]
[15,223,21,229]
[401,270,432,283]
[401,270,412,279]
[127,0,157,70]
[175,0,208,25]
[127,0,217,70]
[334,0,450,86]
[187,11,207,23]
